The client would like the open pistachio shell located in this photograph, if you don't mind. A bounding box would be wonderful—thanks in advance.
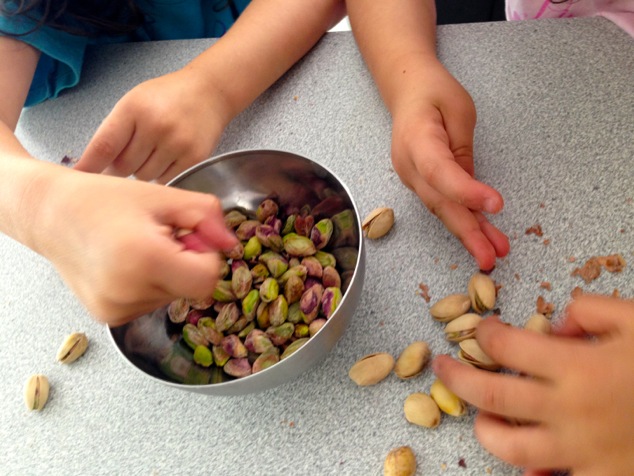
[394,341,430,379]
[524,313,552,334]
[362,207,394,239]
[403,392,441,428]
[467,273,496,313]
[430,379,467,417]
[348,352,395,386]
[458,338,500,371]
[383,446,416,476]
[443,313,483,342]
[429,294,471,322]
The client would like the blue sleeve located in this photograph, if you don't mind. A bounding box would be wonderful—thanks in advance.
[0,14,88,107]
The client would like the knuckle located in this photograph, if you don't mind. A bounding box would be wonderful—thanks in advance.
[480,385,507,413]
[89,137,117,159]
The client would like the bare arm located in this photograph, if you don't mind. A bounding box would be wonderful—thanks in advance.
[346,0,509,271]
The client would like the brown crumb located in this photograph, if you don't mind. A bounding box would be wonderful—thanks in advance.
[458,458,467,468]
[540,281,552,291]
[543,239,551,246]
[525,224,543,237]
[620,228,626,233]
[486,468,493,475]
[434,257,440,265]
[536,295,555,318]
[571,286,584,299]
[378,320,384,327]
[292,95,299,101]
[495,283,503,295]
[289,421,295,428]
[440,463,447,471]
[568,256,576,263]
[571,254,626,283]
[449,264,458,270]
[514,273,520,281]
[612,289,621,298]
[61,155,78,166]
[417,283,431,303]
[539,202,546,208]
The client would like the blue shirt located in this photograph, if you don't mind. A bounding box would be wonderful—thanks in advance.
[0,0,250,106]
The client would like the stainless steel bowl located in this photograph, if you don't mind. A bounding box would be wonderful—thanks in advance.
[108,149,365,395]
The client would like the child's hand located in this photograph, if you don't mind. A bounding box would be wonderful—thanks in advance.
[390,61,509,271]
[75,67,230,184]
[433,295,634,475]
[31,166,237,326]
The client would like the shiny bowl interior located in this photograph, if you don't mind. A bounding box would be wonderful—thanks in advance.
[108,149,365,396]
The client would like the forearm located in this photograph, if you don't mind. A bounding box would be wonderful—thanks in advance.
[183,0,346,124]
[346,0,440,115]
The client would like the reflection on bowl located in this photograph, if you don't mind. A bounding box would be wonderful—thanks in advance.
[109,149,365,396]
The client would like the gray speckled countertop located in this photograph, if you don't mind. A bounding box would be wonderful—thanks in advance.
[2,17,633,476]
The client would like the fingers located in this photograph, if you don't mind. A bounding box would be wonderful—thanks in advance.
[413,180,506,270]
[75,110,135,174]
[556,294,634,337]
[474,412,569,472]
[432,354,551,422]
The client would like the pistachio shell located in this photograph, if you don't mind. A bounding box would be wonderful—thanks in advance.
[24,374,50,411]
[524,313,552,334]
[429,294,471,322]
[56,332,89,364]
[458,338,500,371]
[394,341,430,379]
[362,207,394,239]
[383,446,417,476]
[348,352,395,386]
[468,273,496,313]
[403,392,441,428]
[443,313,483,342]
[430,379,467,417]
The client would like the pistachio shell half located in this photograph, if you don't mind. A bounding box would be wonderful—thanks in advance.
[467,273,496,313]
[348,352,395,386]
[458,338,500,371]
[403,392,441,428]
[443,313,482,342]
[24,374,50,411]
[524,313,552,334]
[362,207,394,239]
[394,341,430,379]
[429,294,471,322]
[430,379,467,417]
[384,446,416,476]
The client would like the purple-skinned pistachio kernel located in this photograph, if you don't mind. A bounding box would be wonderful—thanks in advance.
[283,233,317,257]
[182,323,209,350]
[294,323,310,339]
[268,295,289,327]
[212,280,236,303]
[221,334,248,359]
[168,298,189,323]
[212,345,230,367]
[311,195,346,219]
[250,263,270,284]
[235,220,260,241]
[284,274,305,304]
[231,266,252,300]
[215,302,240,332]
[193,345,213,367]
[287,302,303,324]
[223,241,244,260]
[226,315,249,334]
[281,214,297,236]
[321,287,343,318]
[256,301,271,329]
[242,289,260,320]
[304,277,322,291]
[294,214,315,237]
[224,210,247,229]
[266,322,295,347]
[322,265,341,288]
[252,349,280,374]
[237,321,256,339]
[245,329,274,354]
[188,294,215,311]
[300,283,324,315]
[330,209,358,248]
[278,265,307,285]
[313,251,337,269]
[301,256,323,278]
[224,358,252,378]
[281,338,309,360]
[309,318,327,336]
[186,309,204,326]
[243,235,262,260]
[310,218,334,250]
[256,199,279,223]
[264,215,282,234]
[258,251,288,278]
[259,277,279,303]
[331,247,358,272]
[255,224,278,248]
[198,321,223,346]
[219,260,231,279]
[231,259,248,273]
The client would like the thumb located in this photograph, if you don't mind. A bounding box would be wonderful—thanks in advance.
[158,187,237,252]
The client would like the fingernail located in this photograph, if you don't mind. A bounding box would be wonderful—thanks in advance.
[483,198,499,214]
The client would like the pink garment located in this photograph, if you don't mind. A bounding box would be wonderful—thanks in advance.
[506,0,634,37]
